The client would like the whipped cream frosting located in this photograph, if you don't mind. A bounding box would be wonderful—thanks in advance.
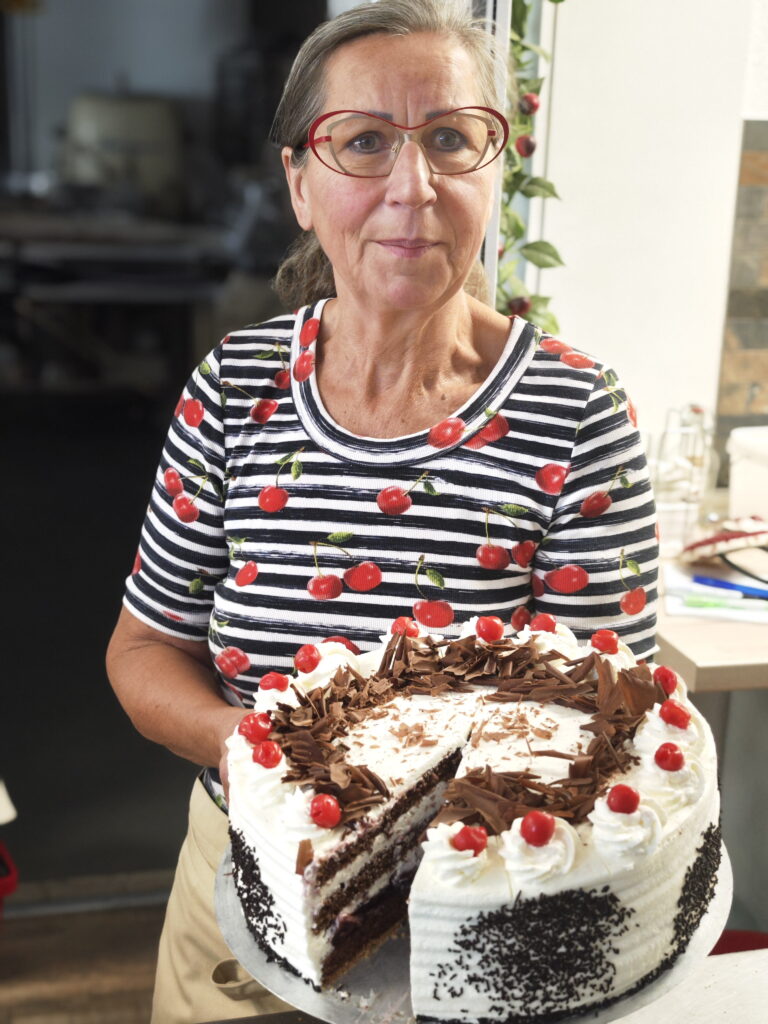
[499,816,578,886]
[589,797,662,868]
[422,821,490,885]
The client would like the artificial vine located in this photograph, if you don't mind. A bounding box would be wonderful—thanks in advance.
[496,0,566,335]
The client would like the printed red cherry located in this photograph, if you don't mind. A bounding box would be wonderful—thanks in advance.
[427,417,465,449]
[391,616,420,637]
[515,134,536,157]
[253,740,282,769]
[476,543,510,570]
[560,351,595,370]
[163,467,184,496]
[235,561,259,587]
[653,665,678,696]
[607,784,640,815]
[293,351,315,382]
[238,712,272,744]
[131,550,142,575]
[545,564,589,594]
[627,398,638,428]
[591,629,619,654]
[540,338,571,355]
[183,398,204,427]
[215,646,250,678]
[258,485,289,513]
[580,491,612,518]
[660,699,691,730]
[520,810,556,847]
[274,369,290,389]
[377,485,412,515]
[510,605,531,632]
[260,671,290,692]
[464,413,509,449]
[172,495,199,523]
[531,575,545,597]
[620,587,647,615]
[511,540,536,568]
[507,296,532,317]
[451,824,488,857]
[655,742,685,772]
[250,399,278,424]
[299,317,320,347]
[294,644,321,673]
[322,635,362,654]
[174,394,184,417]
[310,793,342,829]
[530,612,557,633]
[307,574,343,600]
[413,599,454,628]
[535,463,569,495]
[519,92,540,115]
[343,561,383,592]
[476,616,505,642]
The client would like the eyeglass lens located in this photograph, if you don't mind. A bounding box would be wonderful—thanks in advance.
[313,110,504,176]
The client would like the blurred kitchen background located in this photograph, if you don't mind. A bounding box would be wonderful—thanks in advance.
[0,0,767,1018]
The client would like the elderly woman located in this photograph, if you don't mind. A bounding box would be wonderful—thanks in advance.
[107,1,658,1021]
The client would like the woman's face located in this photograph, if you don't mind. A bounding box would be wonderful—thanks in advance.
[282,32,499,315]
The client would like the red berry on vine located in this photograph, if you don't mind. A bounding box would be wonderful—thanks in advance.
[260,671,289,692]
[506,296,532,317]
[655,742,685,772]
[343,561,382,592]
[511,540,536,568]
[215,646,250,678]
[520,810,555,846]
[510,606,531,632]
[377,485,412,515]
[545,564,589,594]
[274,369,290,389]
[183,398,204,427]
[173,495,199,523]
[235,561,259,587]
[476,616,505,642]
[451,824,488,856]
[476,543,510,570]
[653,665,678,696]
[607,784,640,815]
[238,712,271,744]
[391,616,419,637]
[580,491,612,518]
[515,134,536,157]
[535,463,569,495]
[427,417,465,448]
[310,793,341,828]
[591,629,619,654]
[530,612,557,633]
[413,599,454,628]
[307,574,343,600]
[299,317,320,347]
[293,351,315,382]
[164,467,183,496]
[560,351,595,370]
[258,486,289,513]
[519,92,540,116]
[294,644,321,673]
[253,740,282,769]
[620,587,647,615]
[250,399,278,424]
[322,635,361,654]
[660,699,691,730]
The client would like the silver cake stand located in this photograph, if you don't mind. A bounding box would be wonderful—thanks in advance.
[215,844,732,1024]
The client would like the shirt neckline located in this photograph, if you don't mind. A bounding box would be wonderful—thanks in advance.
[290,297,540,467]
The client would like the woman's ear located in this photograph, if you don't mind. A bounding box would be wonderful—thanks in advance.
[282,147,313,231]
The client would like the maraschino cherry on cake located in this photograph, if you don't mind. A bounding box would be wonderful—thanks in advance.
[225,613,721,1022]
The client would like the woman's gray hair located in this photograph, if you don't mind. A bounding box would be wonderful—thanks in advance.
[271,0,510,309]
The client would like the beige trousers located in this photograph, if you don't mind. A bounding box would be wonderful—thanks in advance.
[151,777,295,1024]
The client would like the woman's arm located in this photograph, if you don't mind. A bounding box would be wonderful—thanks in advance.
[106,606,246,772]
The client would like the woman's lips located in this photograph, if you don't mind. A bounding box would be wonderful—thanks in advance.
[376,239,437,258]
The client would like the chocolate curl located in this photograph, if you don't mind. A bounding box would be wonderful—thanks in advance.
[617,664,659,716]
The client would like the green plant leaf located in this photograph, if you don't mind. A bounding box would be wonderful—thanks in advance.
[327,531,354,543]
[501,207,526,240]
[519,39,551,61]
[512,0,529,38]
[425,567,445,589]
[520,177,560,199]
[519,241,565,268]
[530,309,561,335]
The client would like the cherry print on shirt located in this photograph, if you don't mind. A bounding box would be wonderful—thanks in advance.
[544,564,589,594]
[182,398,204,428]
[476,504,536,570]
[539,338,571,355]
[258,448,303,514]
[293,350,315,382]
[427,417,465,449]
[412,554,454,628]
[307,540,344,600]
[580,466,633,519]
[306,531,383,599]
[464,408,510,450]
[376,471,439,515]
[618,547,647,616]
[299,317,320,347]
[535,463,569,495]
[131,550,141,575]
[560,351,595,370]
[166,457,225,525]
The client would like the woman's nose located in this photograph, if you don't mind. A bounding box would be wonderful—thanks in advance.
[384,139,437,207]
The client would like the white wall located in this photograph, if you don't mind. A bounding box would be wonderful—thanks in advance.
[529,0,753,442]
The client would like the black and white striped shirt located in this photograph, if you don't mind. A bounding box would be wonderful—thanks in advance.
[124,300,659,713]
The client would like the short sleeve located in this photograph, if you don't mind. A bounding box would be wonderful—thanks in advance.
[530,366,659,658]
[123,346,229,641]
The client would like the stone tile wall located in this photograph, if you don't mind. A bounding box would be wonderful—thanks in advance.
[714,120,768,485]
